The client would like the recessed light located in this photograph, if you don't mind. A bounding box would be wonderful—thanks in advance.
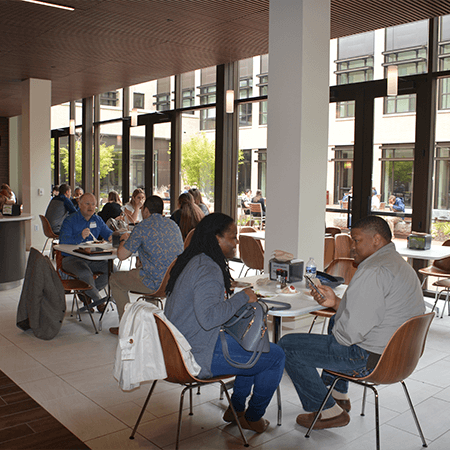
[21,0,74,11]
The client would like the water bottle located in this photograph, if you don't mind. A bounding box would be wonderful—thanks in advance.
[305,257,317,288]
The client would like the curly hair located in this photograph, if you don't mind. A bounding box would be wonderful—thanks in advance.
[166,213,235,297]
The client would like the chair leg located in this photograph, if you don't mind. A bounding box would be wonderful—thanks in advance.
[401,381,427,447]
[219,380,249,447]
[305,377,339,438]
[176,386,189,450]
[41,237,50,254]
[308,316,319,333]
[79,292,98,334]
[130,380,158,439]
[361,386,367,416]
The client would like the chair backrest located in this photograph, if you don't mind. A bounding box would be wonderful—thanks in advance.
[325,227,341,237]
[325,257,357,285]
[433,239,450,271]
[239,226,257,234]
[249,203,263,214]
[239,235,264,271]
[183,228,195,249]
[365,312,434,385]
[150,259,177,298]
[324,236,335,268]
[334,233,352,259]
[154,314,196,384]
[39,215,58,239]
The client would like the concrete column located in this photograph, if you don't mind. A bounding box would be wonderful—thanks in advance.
[21,78,52,250]
[266,0,330,270]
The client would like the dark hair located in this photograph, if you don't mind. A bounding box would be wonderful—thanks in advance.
[58,183,71,196]
[166,213,235,296]
[352,215,392,242]
[177,192,204,239]
[253,190,262,201]
[144,195,163,215]
[108,190,121,204]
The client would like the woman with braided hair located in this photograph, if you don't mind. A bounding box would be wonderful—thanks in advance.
[165,213,285,433]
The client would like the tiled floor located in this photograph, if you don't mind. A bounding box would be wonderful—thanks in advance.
[1,257,450,449]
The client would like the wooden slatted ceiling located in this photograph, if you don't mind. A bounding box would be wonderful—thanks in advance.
[0,0,449,117]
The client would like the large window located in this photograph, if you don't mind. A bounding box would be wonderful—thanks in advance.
[239,58,253,127]
[154,77,171,111]
[333,147,354,203]
[439,16,450,110]
[335,32,374,118]
[199,66,216,131]
[258,54,268,125]
[380,146,414,207]
[100,91,119,107]
[133,92,145,109]
[434,144,450,210]
[383,21,428,114]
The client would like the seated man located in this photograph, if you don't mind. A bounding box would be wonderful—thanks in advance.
[279,216,425,430]
[45,183,77,234]
[59,193,112,311]
[109,195,184,335]
[72,187,84,208]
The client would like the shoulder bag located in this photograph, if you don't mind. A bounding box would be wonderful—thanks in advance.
[220,300,270,369]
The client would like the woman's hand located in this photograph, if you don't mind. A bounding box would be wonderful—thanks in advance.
[310,285,341,311]
[244,288,258,303]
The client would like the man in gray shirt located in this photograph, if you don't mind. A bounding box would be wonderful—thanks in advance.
[279,216,425,431]
[45,183,77,234]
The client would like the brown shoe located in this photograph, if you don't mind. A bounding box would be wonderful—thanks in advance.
[109,327,119,335]
[296,410,350,430]
[97,303,106,313]
[334,398,351,412]
[238,416,270,433]
[223,406,245,423]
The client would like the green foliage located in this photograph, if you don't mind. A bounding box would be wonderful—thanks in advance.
[51,140,116,184]
[432,221,450,241]
[181,134,215,193]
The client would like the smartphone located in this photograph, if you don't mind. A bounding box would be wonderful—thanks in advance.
[304,275,325,299]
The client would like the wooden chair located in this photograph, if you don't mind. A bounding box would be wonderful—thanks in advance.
[418,239,450,290]
[305,312,435,450]
[308,257,357,333]
[323,236,335,268]
[325,226,341,237]
[183,228,195,249]
[238,235,264,277]
[130,259,177,309]
[130,315,248,449]
[54,250,98,333]
[39,214,58,258]
[334,233,352,259]
[249,203,265,229]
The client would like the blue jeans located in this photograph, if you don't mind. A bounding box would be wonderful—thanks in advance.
[278,319,371,412]
[210,333,285,422]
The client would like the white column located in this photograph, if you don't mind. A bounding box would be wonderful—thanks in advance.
[266,0,330,271]
[21,78,52,250]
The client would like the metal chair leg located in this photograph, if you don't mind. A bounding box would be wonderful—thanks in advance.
[400,381,427,448]
[130,380,158,439]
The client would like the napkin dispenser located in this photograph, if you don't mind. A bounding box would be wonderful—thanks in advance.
[407,232,432,250]
[269,258,304,282]
[2,204,21,216]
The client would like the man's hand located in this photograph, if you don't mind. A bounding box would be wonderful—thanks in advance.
[81,228,91,239]
[244,288,258,303]
[310,285,341,311]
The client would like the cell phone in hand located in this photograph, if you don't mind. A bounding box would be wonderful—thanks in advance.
[304,275,325,299]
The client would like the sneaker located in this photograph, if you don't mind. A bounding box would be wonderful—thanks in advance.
[296,410,350,430]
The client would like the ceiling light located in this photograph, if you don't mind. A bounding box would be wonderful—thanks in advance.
[21,0,75,11]
[387,65,398,97]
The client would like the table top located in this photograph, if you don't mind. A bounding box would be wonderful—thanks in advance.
[54,243,118,261]
[239,231,265,241]
[394,241,450,261]
[236,274,346,318]
[0,213,33,222]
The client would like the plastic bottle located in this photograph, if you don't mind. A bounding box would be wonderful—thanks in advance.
[305,257,317,288]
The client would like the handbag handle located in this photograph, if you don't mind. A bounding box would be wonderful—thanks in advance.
[220,330,267,369]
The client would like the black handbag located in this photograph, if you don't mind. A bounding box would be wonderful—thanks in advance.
[220,301,270,369]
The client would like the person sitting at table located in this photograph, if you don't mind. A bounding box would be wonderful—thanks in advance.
[251,190,266,216]
[1,184,16,203]
[388,194,405,212]
[189,188,210,216]
[109,195,184,334]
[165,213,285,433]
[278,216,425,431]
[71,187,84,208]
[59,193,113,312]
[170,192,204,240]
[98,190,123,224]
[122,188,145,225]
[44,183,77,235]
[371,188,380,210]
